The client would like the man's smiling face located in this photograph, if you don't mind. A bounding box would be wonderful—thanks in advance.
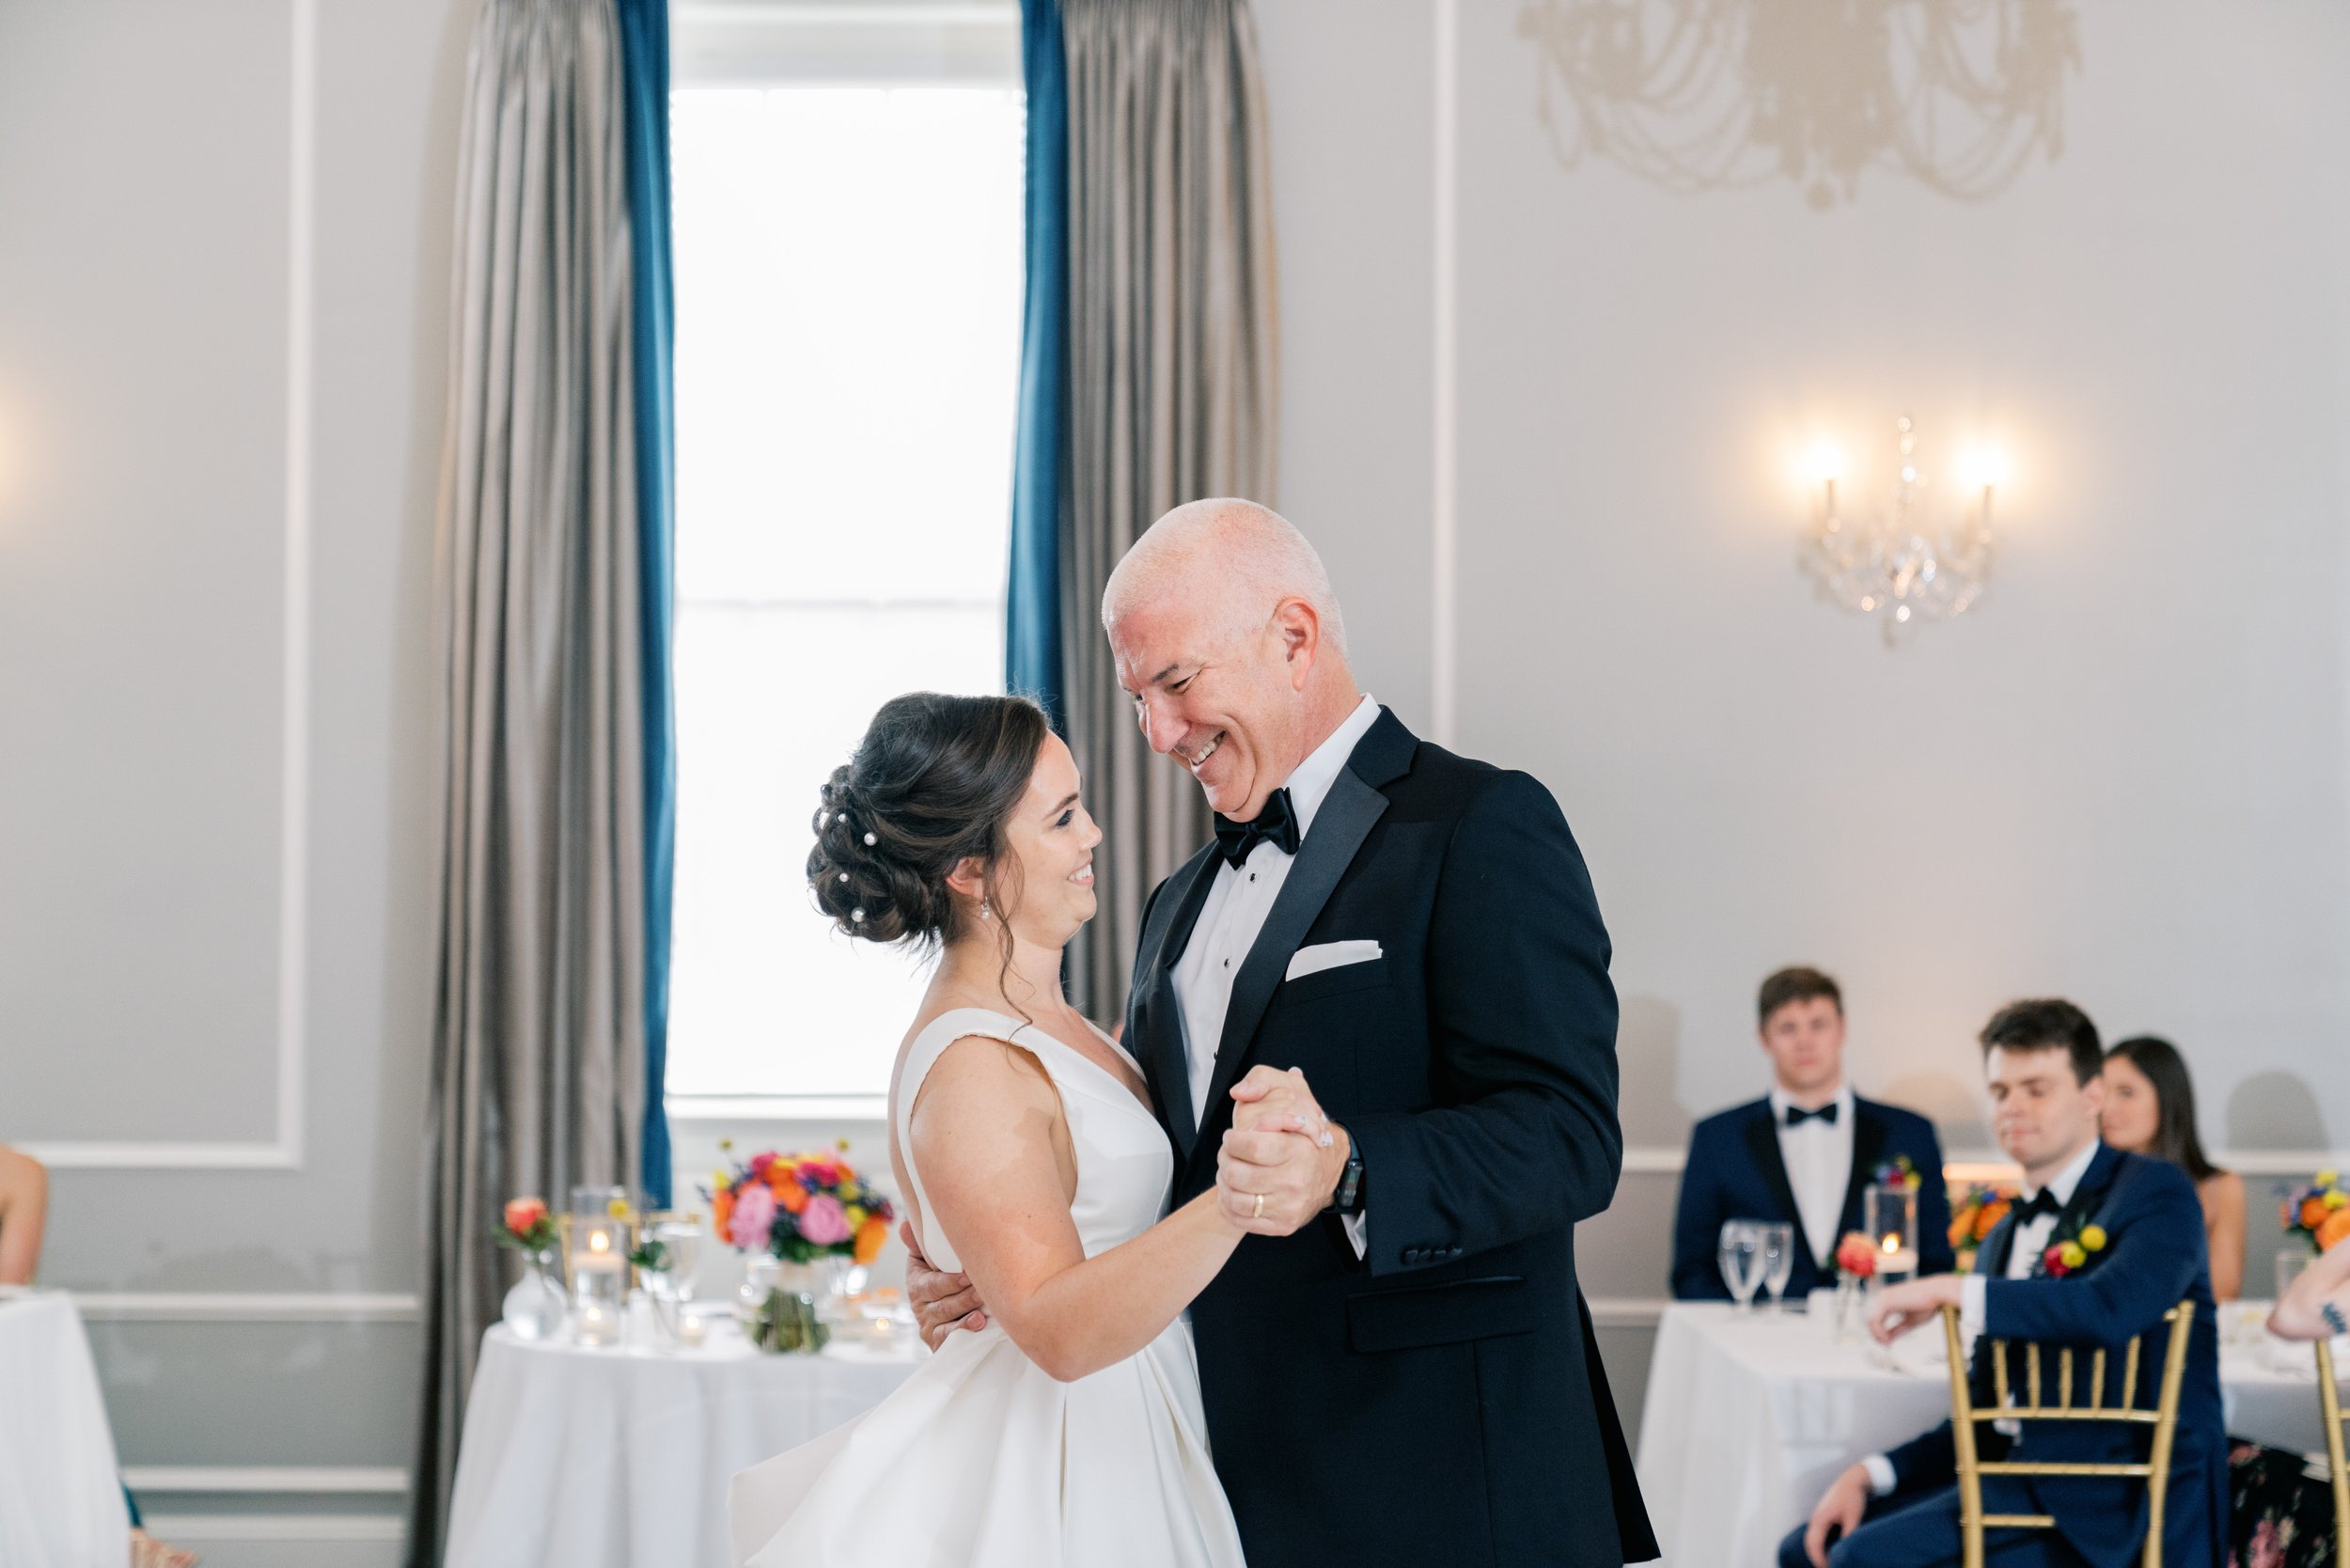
[1107,586,1310,822]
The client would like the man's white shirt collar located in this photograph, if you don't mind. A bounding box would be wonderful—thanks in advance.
[1767,1080,1853,1125]
[1277,694,1381,840]
[2023,1137,2103,1208]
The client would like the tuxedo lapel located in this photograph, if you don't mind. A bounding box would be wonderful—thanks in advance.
[1984,1212,2019,1278]
[1131,850,1219,1158]
[1742,1110,1806,1252]
[1189,766,1390,1176]
[1838,1104,1891,1239]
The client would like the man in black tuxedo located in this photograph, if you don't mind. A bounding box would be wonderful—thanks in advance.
[1779,999,2225,1568]
[908,499,1655,1567]
[1672,967,1954,1300]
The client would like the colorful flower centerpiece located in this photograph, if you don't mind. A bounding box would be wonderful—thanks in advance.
[495,1196,567,1341]
[1947,1184,2015,1274]
[2280,1169,2350,1254]
[706,1142,896,1354]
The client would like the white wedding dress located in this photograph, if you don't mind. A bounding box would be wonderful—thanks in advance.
[729,1007,1246,1568]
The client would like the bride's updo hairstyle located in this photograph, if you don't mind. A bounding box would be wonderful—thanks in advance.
[807,693,1051,952]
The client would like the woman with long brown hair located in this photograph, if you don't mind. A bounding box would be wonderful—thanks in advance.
[2099,1036,2246,1299]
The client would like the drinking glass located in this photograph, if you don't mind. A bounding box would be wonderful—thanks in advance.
[1760,1222,1796,1313]
[1718,1220,1765,1312]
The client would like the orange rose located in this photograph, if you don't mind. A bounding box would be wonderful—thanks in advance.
[1974,1200,2011,1241]
[2318,1210,2350,1253]
[713,1189,734,1237]
[854,1215,889,1265]
[2301,1197,2332,1231]
[777,1182,810,1215]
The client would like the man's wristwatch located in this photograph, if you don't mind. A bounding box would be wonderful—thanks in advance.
[1327,1132,1366,1215]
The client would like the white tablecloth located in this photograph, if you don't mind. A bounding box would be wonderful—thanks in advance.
[443,1320,925,1568]
[1636,1300,2348,1568]
[0,1290,129,1568]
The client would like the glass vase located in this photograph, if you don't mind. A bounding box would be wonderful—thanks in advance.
[501,1252,566,1341]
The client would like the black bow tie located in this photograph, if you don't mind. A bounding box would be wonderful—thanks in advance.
[1214,788,1301,870]
[2014,1189,2063,1224]
[1782,1102,1839,1128]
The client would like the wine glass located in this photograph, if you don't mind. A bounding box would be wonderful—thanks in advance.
[1759,1222,1796,1314]
[1717,1220,1765,1313]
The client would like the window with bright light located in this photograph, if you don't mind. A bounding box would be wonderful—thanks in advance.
[666,70,1025,1101]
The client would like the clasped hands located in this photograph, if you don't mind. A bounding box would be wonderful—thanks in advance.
[905,1065,1349,1351]
[1214,1064,1351,1238]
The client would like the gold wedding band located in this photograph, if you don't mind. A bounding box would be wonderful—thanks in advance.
[1251,1192,1265,1220]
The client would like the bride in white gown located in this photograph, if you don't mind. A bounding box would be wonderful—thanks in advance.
[732,693,1296,1568]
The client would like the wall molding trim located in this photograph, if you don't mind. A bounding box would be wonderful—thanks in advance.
[18,0,317,1174]
[141,1513,404,1544]
[123,1466,408,1495]
[73,1291,421,1323]
[1586,1296,1668,1328]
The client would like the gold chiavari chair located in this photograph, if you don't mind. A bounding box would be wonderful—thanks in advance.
[1936,1300,2196,1568]
[2317,1337,2349,1564]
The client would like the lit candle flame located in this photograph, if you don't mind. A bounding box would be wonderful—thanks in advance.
[589,1231,609,1253]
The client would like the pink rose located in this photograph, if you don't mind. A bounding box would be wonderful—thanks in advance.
[728,1183,776,1249]
[798,1194,852,1246]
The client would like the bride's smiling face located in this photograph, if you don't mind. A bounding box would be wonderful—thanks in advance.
[990,732,1102,945]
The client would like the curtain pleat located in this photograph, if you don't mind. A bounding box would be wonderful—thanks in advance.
[1057,0,1279,1017]
[408,1,648,1559]
[1007,0,1071,733]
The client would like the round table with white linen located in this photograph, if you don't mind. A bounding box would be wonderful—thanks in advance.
[443,1318,925,1568]
[1636,1298,2348,1568]
[0,1289,131,1568]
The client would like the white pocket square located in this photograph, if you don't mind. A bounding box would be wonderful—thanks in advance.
[1285,940,1383,981]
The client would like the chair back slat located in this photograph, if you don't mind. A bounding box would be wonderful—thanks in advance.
[1937,1302,2194,1568]
[2315,1338,2347,1568]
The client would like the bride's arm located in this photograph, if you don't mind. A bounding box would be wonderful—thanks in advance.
[910,1036,1244,1383]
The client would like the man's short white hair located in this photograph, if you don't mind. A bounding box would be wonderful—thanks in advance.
[1101,498,1348,657]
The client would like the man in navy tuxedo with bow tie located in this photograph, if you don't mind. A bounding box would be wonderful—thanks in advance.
[904,498,1656,1566]
[1778,998,2226,1568]
[1672,968,1954,1300]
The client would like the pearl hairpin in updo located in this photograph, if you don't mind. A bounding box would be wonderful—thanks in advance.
[852,908,867,924]
[864,832,877,846]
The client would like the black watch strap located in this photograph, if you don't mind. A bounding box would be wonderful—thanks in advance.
[1330,1137,1366,1215]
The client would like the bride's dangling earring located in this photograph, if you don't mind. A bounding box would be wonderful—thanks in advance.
[979,899,992,921]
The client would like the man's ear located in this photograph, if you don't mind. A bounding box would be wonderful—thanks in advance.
[1271,598,1320,685]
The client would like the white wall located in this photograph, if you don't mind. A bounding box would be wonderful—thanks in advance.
[0,0,471,1559]
[1256,0,2350,1423]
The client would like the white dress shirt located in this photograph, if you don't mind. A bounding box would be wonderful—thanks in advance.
[1862,1138,2105,1496]
[1770,1081,1856,1269]
[1171,694,1382,1251]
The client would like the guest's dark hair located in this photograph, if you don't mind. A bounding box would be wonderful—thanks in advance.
[1758,966,1842,1027]
[1978,998,2102,1087]
[807,693,1050,958]
[2106,1035,2224,1183]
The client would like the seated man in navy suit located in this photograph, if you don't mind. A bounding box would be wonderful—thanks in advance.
[1672,967,1953,1300]
[1780,998,2227,1568]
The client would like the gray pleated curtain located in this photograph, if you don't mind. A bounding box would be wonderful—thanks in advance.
[1058,0,1280,1017]
[408,0,648,1560]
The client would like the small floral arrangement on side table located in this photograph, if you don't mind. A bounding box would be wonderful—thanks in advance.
[1829,1231,1878,1341]
[495,1197,567,1341]
[2280,1169,2350,1254]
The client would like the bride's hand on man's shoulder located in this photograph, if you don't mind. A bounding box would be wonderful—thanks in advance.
[901,1219,989,1351]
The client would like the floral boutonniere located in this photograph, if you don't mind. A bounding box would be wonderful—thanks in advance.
[2038,1212,2109,1278]
[1872,1154,1923,1192]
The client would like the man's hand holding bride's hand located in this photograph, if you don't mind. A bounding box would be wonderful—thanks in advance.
[1216,1066,1348,1237]
[902,1220,988,1351]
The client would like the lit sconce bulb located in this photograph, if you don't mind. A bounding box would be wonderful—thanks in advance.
[1808,443,1842,483]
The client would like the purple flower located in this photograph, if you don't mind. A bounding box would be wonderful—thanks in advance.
[729,1183,776,1249]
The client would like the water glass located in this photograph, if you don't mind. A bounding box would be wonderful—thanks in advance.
[1759,1222,1796,1313]
[1718,1220,1766,1312]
